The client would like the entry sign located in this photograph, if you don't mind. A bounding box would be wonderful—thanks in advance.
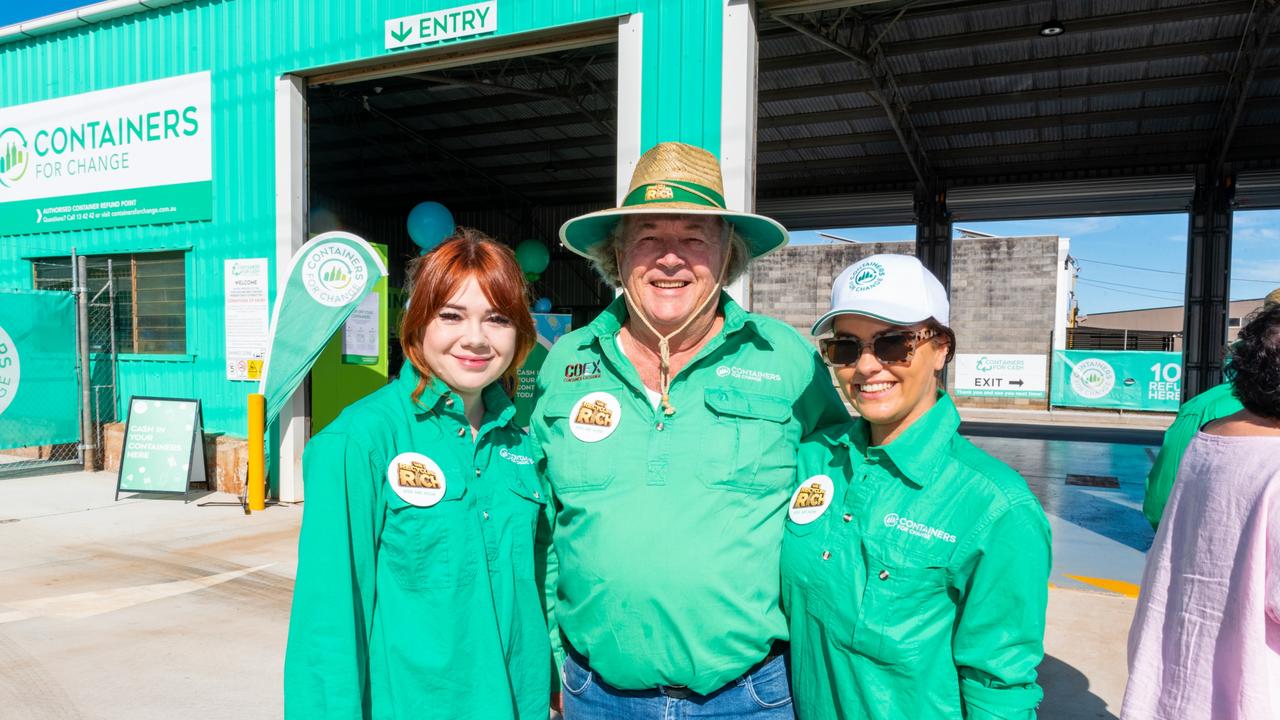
[385,1,497,51]
[955,354,1047,398]
[116,397,208,502]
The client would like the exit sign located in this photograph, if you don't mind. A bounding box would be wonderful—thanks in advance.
[385,2,498,50]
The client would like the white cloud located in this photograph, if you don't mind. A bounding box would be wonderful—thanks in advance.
[1051,217,1122,236]
[1234,225,1280,244]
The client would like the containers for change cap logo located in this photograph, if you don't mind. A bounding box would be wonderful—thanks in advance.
[302,242,369,307]
[0,324,19,416]
[848,261,886,291]
[0,128,30,188]
[1071,358,1115,399]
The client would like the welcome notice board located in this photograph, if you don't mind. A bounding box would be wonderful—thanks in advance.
[115,396,207,501]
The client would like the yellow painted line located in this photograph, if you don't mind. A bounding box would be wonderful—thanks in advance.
[1064,574,1140,598]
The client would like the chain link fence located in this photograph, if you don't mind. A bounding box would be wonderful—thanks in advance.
[0,256,118,476]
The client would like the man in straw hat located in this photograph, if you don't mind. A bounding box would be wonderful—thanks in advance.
[530,142,846,718]
[1143,286,1280,528]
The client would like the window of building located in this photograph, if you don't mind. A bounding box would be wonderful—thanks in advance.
[31,252,187,354]
[1229,317,1242,328]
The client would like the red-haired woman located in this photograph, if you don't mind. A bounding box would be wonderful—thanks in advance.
[285,228,553,720]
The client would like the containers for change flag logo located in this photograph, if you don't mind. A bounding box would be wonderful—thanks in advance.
[0,324,19,416]
[0,129,29,188]
[1070,358,1116,399]
[849,261,886,291]
[302,242,369,307]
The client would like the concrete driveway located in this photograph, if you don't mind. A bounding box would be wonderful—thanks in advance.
[0,469,1133,719]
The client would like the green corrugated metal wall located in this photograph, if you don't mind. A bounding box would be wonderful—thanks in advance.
[0,0,725,436]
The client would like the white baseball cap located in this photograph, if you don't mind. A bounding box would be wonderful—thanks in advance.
[810,253,950,336]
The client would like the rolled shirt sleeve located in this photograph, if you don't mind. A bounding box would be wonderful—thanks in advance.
[284,432,381,720]
[951,501,1052,720]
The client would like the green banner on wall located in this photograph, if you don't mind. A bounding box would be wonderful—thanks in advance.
[1051,350,1182,412]
[259,231,388,425]
[0,290,78,450]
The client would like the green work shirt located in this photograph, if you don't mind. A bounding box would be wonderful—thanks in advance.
[1143,380,1242,528]
[781,393,1051,720]
[530,293,847,694]
[284,367,552,720]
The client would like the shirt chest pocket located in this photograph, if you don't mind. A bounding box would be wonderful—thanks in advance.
[848,547,952,667]
[702,387,794,492]
[381,479,476,591]
[502,467,549,581]
[541,390,621,494]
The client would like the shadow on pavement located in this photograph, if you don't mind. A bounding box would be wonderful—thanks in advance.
[1039,653,1117,720]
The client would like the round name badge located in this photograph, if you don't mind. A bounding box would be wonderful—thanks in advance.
[387,452,447,507]
[568,391,621,443]
[788,475,835,525]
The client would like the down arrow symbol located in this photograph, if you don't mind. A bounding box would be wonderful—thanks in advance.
[391,21,413,42]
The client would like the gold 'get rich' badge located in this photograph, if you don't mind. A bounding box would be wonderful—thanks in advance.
[644,184,674,201]
[789,475,835,525]
[387,452,447,507]
[569,391,621,443]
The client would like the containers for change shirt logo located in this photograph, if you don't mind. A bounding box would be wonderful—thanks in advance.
[789,475,835,524]
[0,324,18,416]
[849,261,886,291]
[1070,358,1116,399]
[569,391,621,442]
[388,452,447,507]
[302,242,369,307]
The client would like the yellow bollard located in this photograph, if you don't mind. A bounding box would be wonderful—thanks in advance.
[247,393,266,512]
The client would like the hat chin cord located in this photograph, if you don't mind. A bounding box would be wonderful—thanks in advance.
[620,243,733,416]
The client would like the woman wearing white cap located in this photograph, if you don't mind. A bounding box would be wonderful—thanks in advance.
[780,254,1052,720]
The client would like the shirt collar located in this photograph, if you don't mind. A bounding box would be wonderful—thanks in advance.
[397,362,517,430]
[580,291,756,346]
[839,392,960,487]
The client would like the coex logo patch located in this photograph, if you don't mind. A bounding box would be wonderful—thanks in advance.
[387,452,446,507]
[789,475,834,525]
[849,261,886,292]
[302,242,369,307]
[564,360,602,383]
[569,391,621,443]
[0,323,19,417]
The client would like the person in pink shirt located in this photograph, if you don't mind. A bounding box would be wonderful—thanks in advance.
[1121,303,1280,720]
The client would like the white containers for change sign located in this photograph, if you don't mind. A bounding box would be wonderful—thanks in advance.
[955,354,1048,398]
[0,71,212,235]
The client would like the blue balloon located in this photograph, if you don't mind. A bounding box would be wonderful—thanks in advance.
[407,201,454,250]
[533,297,552,313]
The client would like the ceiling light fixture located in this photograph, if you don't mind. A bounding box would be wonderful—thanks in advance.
[1039,19,1065,36]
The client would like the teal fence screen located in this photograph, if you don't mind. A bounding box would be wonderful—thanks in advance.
[0,290,79,450]
[1050,350,1182,412]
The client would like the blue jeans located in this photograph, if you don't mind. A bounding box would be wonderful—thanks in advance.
[562,649,794,720]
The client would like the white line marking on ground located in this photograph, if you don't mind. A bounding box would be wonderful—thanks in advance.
[0,564,274,622]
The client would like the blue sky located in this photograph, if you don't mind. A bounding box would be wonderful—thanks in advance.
[791,210,1280,315]
[0,1,85,26]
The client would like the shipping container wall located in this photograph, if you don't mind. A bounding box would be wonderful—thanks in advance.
[0,0,726,436]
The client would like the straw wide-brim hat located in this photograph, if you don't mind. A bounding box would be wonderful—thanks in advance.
[559,142,789,260]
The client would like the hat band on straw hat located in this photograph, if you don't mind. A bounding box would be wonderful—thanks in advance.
[622,180,726,210]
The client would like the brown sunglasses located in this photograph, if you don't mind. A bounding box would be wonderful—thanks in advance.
[819,329,938,367]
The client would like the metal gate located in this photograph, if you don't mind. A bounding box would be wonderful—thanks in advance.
[0,254,118,477]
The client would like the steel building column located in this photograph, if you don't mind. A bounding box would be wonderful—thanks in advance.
[915,184,952,292]
[1182,172,1234,399]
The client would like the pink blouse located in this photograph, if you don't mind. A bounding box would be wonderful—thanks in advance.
[1121,431,1280,720]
